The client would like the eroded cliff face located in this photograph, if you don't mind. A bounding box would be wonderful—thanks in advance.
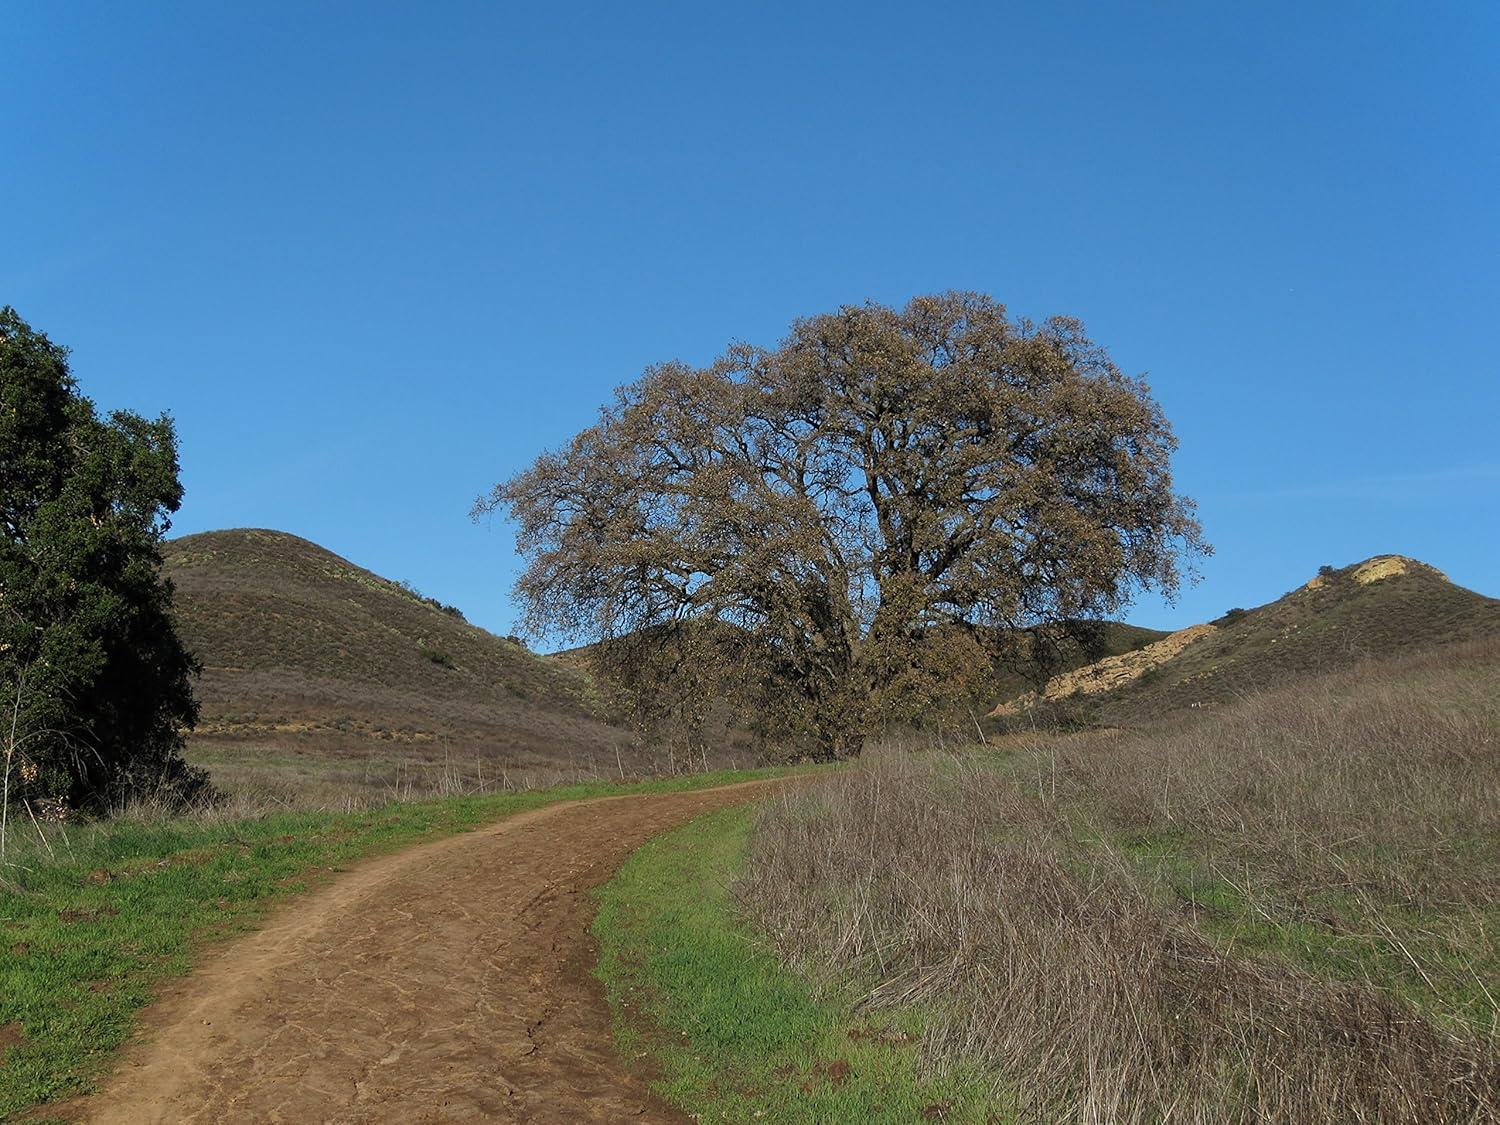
[989,623,1217,717]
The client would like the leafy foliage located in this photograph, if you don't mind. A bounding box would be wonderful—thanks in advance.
[0,307,205,812]
[482,292,1207,756]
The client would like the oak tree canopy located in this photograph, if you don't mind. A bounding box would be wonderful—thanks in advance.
[480,292,1207,758]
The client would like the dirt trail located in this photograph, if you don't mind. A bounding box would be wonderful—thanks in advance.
[78,782,781,1124]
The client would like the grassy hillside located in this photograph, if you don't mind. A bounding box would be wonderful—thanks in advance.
[993,554,1500,725]
[738,637,1500,1122]
[165,529,635,796]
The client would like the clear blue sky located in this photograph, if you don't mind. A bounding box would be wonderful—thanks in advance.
[5,2,1497,639]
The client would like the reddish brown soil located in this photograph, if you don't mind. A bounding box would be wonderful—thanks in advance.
[78,782,780,1123]
[0,1021,24,1065]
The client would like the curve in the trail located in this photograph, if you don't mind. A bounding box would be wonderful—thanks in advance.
[78,781,781,1124]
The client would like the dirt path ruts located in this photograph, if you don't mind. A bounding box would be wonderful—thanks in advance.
[78,781,781,1124]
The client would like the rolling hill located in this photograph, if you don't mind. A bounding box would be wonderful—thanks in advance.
[169,531,1493,786]
[164,529,633,788]
[991,554,1500,723]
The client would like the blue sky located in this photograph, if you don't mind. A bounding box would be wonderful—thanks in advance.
[4,2,1497,640]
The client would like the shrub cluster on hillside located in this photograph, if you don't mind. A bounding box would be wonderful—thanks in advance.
[394,578,466,621]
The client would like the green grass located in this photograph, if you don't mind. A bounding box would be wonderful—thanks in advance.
[1113,828,1500,1033]
[593,805,1004,1123]
[0,767,803,1120]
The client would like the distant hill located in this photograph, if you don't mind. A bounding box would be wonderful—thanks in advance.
[991,555,1500,724]
[172,533,1489,771]
[165,529,631,775]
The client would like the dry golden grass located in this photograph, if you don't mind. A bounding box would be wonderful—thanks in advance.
[742,638,1500,1123]
[164,529,682,790]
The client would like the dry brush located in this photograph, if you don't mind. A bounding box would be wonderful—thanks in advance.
[739,638,1500,1123]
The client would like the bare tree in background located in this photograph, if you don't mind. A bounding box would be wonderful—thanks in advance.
[478,292,1208,758]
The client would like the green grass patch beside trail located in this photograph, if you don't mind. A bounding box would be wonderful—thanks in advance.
[593,805,1004,1123]
[0,768,807,1121]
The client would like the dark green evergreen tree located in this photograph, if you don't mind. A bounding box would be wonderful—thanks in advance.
[1,307,207,813]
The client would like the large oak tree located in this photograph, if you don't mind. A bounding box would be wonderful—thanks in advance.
[481,293,1207,758]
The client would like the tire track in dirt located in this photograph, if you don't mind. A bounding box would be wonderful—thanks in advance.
[77,781,782,1123]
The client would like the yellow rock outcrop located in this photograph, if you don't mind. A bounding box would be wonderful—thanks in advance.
[989,622,1217,716]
